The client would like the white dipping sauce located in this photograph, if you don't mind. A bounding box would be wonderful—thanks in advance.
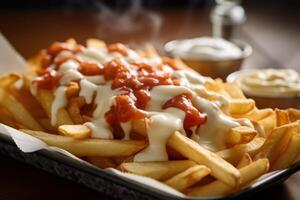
[166,37,242,61]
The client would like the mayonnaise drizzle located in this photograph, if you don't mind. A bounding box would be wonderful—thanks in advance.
[51,86,68,126]
[134,108,185,162]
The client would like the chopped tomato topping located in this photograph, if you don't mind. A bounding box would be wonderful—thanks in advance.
[33,71,62,90]
[78,62,103,75]
[163,93,207,130]
[105,95,145,126]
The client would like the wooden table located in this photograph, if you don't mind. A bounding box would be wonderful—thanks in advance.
[0,2,299,200]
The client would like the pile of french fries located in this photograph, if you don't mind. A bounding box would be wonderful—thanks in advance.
[0,39,300,197]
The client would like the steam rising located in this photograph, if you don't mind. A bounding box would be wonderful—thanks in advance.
[92,0,162,43]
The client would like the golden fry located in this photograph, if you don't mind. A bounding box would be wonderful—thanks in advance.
[272,134,300,171]
[168,132,240,187]
[275,109,290,127]
[217,137,265,165]
[236,153,252,169]
[35,89,73,126]
[164,165,211,192]
[254,122,300,165]
[0,88,43,130]
[188,159,269,197]
[22,129,146,157]
[120,160,196,181]
[226,126,257,146]
[58,124,91,139]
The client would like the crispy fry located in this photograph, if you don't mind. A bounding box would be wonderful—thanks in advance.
[22,129,146,157]
[275,109,290,127]
[254,122,300,165]
[271,134,300,171]
[120,160,196,181]
[58,124,91,139]
[35,89,73,126]
[37,118,58,133]
[188,159,269,196]
[217,137,265,165]
[228,99,255,115]
[222,83,246,99]
[226,126,257,146]
[168,132,240,187]
[0,73,20,88]
[66,82,80,98]
[8,84,46,118]
[236,153,252,169]
[0,88,43,130]
[288,108,300,122]
[0,106,18,128]
[67,97,85,124]
[85,156,116,168]
[164,165,211,192]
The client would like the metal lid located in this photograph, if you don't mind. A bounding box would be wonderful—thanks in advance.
[210,3,246,26]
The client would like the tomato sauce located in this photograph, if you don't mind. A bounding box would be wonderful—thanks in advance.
[163,93,207,130]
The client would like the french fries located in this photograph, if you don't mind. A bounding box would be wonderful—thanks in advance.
[236,153,252,169]
[22,129,146,157]
[187,159,269,196]
[120,160,196,181]
[0,88,43,131]
[164,165,211,192]
[35,89,73,126]
[226,126,257,146]
[217,137,265,165]
[275,109,290,127]
[254,122,300,165]
[58,124,91,139]
[168,132,240,187]
[0,38,299,198]
[228,99,255,115]
[271,134,300,171]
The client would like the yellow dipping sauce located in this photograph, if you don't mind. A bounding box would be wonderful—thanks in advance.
[237,69,300,98]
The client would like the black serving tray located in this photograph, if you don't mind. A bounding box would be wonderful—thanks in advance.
[0,133,299,200]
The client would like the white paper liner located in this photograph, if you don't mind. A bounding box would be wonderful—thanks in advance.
[0,32,287,199]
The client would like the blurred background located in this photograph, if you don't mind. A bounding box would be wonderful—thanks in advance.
[0,0,300,72]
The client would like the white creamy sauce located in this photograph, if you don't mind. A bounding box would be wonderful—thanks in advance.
[85,75,106,85]
[172,69,209,86]
[79,79,97,104]
[79,81,120,139]
[167,37,242,61]
[51,86,68,126]
[84,118,113,139]
[30,83,38,96]
[58,60,80,73]
[79,47,111,64]
[192,95,240,151]
[14,78,24,90]
[60,70,83,85]
[134,108,185,162]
